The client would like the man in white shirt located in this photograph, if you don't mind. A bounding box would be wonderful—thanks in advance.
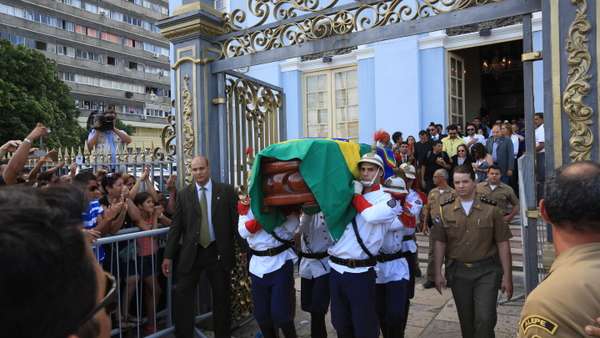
[298,212,333,338]
[534,113,545,196]
[397,163,424,332]
[428,124,442,141]
[328,153,402,338]
[376,176,410,338]
[463,123,486,149]
[534,112,549,242]
[86,107,132,165]
[238,201,299,338]
[534,113,545,154]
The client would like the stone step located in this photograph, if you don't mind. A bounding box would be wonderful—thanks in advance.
[414,224,526,271]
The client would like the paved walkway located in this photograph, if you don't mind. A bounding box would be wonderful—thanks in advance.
[231,273,525,338]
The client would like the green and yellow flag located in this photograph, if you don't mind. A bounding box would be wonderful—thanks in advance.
[249,138,371,240]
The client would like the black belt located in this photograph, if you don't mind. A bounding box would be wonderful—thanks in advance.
[250,244,291,257]
[454,256,497,268]
[299,251,329,259]
[402,235,415,241]
[330,255,376,268]
[376,250,408,263]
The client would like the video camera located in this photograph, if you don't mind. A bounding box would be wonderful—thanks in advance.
[88,107,116,132]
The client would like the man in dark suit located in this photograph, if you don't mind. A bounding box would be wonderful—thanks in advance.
[162,156,238,338]
[485,125,514,185]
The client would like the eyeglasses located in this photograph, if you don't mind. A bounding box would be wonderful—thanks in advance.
[466,128,475,131]
[77,273,117,328]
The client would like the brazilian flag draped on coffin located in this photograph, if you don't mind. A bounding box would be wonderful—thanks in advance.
[248,139,371,240]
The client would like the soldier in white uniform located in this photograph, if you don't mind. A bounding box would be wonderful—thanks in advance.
[397,163,424,333]
[237,201,299,338]
[376,176,411,338]
[298,211,333,338]
[328,153,402,338]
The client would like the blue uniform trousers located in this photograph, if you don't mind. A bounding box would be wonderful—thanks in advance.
[375,280,409,338]
[250,260,296,338]
[400,252,417,333]
[329,268,378,338]
[301,274,330,338]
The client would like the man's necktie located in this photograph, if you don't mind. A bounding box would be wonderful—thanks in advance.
[199,187,211,248]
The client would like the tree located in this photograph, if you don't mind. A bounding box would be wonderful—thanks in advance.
[0,40,85,148]
[116,119,134,137]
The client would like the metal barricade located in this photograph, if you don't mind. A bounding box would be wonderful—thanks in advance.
[93,228,212,338]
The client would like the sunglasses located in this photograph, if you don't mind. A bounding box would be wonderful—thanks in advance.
[466,128,475,131]
[77,273,117,328]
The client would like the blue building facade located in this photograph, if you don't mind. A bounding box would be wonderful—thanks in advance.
[169,1,544,144]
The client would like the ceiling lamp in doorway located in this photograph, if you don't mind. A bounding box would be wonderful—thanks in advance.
[481,56,513,77]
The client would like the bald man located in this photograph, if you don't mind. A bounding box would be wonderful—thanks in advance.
[162,156,239,338]
[518,161,600,337]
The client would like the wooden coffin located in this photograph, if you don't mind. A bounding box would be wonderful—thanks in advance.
[261,157,317,208]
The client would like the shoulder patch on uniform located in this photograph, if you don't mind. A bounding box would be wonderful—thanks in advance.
[440,196,455,206]
[520,315,558,335]
[479,195,497,206]
[387,199,397,208]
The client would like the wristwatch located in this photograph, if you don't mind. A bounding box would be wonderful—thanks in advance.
[23,138,33,145]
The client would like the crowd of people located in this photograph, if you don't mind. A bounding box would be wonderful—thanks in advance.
[4,116,600,338]
[381,114,546,196]
[0,123,176,336]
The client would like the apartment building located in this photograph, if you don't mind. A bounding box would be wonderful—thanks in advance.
[0,0,172,150]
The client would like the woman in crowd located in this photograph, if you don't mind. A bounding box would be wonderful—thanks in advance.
[93,169,104,193]
[470,143,493,183]
[122,173,136,192]
[392,131,403,149]
[124,191,172,334]
[99,173,128,235]
[450,144,473,184]
[118,167,160,330]
[100,172,144,331]
[406,135,416,157]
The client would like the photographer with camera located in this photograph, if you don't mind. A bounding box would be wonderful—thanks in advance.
[86,106,132,165]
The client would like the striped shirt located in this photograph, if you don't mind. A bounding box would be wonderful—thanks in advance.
[83,200,103,229]
[83,200,105,261]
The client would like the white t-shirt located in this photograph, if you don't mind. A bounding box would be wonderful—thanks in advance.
[535,124,545,153]
[510,134,520,157]
[463,134,485,148]
[461,200,474,215]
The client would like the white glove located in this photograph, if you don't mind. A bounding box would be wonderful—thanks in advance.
[352,180,363,195]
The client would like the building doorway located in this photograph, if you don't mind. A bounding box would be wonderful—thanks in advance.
[450,39,524,128]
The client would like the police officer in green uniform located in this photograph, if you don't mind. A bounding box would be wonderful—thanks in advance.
[476,164,519,224]
[432,165,513,338]
[422,168,454,289]
[518,161,600,337]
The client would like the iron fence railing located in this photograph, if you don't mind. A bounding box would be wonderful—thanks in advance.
[3,146,176,192]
